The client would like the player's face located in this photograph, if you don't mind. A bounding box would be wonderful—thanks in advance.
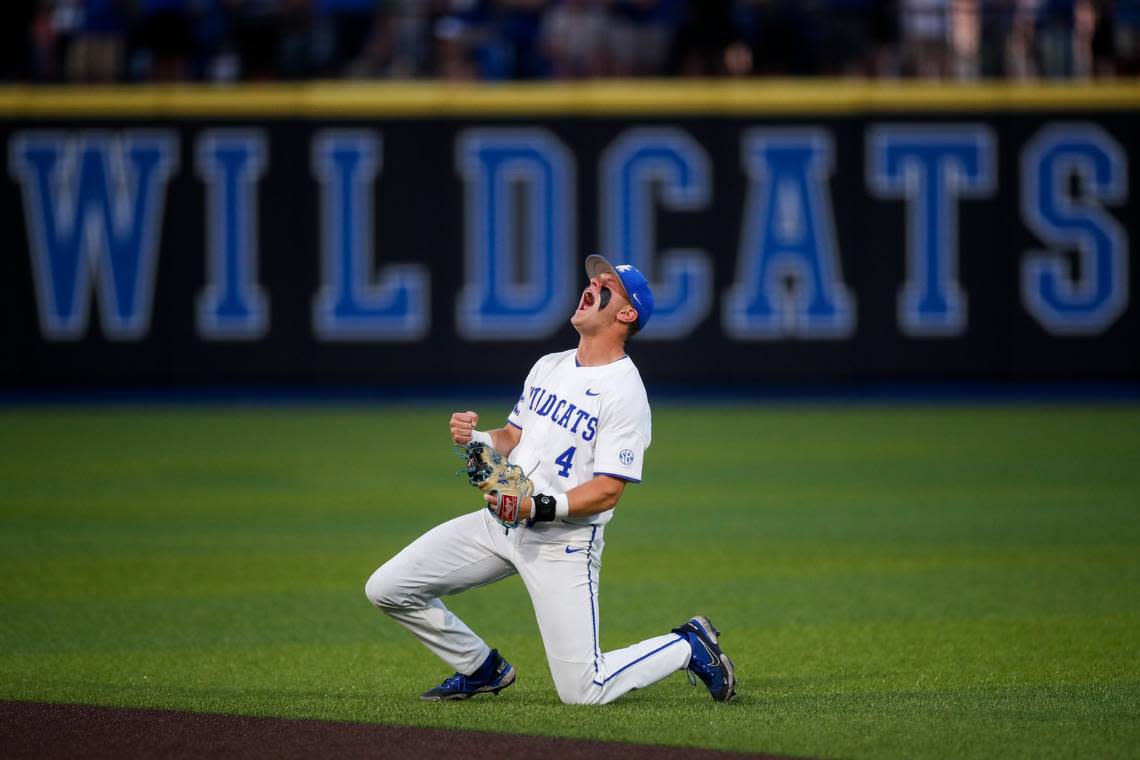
[571,272,632,332]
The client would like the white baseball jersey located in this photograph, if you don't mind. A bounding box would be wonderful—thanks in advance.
[505,349,651,525]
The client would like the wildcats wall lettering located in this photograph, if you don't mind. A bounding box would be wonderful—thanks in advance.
[7,123,1132,345]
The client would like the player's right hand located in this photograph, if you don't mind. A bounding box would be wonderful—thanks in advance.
[450,410,479,445]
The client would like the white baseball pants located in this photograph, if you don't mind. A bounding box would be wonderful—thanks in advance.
[365,508,690,704]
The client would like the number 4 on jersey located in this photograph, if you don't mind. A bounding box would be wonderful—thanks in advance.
[555,446,576,478]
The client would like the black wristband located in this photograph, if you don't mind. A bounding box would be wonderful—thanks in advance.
[532,494,557,522]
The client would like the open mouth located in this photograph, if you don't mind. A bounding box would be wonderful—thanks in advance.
[579,289,595,311]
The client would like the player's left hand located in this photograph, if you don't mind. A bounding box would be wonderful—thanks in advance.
[462,440,534,528]
[484,492,532,520]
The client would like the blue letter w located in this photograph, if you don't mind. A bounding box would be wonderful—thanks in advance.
[9,130,177,340]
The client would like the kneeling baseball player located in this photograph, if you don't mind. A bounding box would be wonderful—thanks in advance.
[365,255,735,704]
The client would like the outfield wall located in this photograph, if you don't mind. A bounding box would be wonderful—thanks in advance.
[3,82,1138,388]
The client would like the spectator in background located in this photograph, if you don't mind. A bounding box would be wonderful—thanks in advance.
[1005,0,1039,77]
[433,14,480,79]
[495,0,549,79]
[349,0,434,79]
[608,0,679,77]
[436,0,517,80]
[899,0,952,76]
[541,0,610,79]
[66,0,126,82]
[1037,0,1075,76]
[1084,0,1118,75]
[29,1,63,81]
[1031,0,1116,78]
[191,0,239,82]
[949,0,981,78]
[1118,0,1140,73]
[980,0,1017,76]
[8,0,1135,83]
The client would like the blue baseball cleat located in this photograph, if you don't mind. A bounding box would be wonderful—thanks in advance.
[673,616,736,702]
[419,649,516,701]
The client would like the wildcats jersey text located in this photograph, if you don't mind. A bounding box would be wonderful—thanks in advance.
[506,349,651,526]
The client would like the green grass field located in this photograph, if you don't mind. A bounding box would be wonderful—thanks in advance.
[1,403,1138,759]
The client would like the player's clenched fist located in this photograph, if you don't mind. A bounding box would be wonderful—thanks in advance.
[450,410,479,444]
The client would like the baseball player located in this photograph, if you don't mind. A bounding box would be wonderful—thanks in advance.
[365,255,735,704]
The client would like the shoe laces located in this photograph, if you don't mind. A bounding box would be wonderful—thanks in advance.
[440,673,466,690]
[679,631,701,687]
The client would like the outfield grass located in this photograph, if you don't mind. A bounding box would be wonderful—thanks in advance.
[0,403,1137,759]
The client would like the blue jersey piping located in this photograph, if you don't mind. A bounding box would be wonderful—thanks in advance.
[586,525,600,677]
[591,635,686,687]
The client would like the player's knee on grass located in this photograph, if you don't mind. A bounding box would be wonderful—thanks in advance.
[549,661,606,705]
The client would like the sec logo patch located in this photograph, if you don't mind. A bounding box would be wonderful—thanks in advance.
[619,449,635,465]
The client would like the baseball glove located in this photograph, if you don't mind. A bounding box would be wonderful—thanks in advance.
[460,441,534,529]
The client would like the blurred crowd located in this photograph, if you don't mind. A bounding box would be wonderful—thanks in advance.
[4,0,1137,84]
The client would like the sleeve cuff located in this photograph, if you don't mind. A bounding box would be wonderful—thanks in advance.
[594,471,641,483]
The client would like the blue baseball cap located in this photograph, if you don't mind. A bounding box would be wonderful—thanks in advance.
[584,254,654,330]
